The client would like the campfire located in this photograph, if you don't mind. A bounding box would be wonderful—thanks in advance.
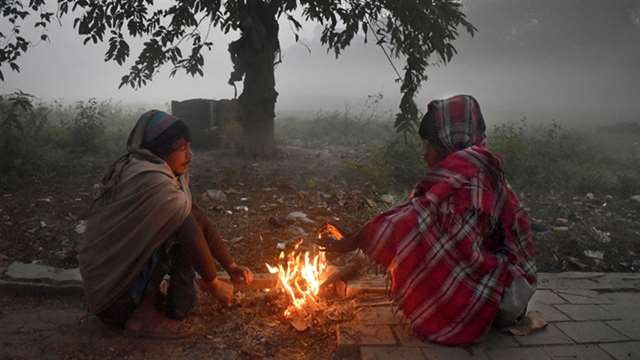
[265,224,344,321]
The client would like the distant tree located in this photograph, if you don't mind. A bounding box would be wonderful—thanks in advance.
[0,0,475,158]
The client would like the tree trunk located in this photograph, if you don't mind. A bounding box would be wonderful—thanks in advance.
[234,1,280,159]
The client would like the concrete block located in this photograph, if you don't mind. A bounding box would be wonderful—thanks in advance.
[555,289,614,304]
[4,262,81,284]
[527,303,570,322]
[542,345,612,360]
[514,324,574,346]
[555,304,617,321]
[356,306,403,325]
[337,323,397,346]
[530,290,566,305]
[360,346,425,360]
[599,341,640,360]
[556,321,628,343]
[487,347,551,360]
[606,320,640,340]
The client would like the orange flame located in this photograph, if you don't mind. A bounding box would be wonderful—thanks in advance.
[265,225,343,317]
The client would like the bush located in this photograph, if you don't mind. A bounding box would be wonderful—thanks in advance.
[341,116,640,197]
[0,91,48,173]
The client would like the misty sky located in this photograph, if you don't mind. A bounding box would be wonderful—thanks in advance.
[2,0,640,122]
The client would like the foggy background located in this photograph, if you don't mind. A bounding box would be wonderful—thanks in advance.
[2,0,640,124]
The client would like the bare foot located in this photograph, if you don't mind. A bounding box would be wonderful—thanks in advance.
[197,278,234,306]
[124,300,191,339]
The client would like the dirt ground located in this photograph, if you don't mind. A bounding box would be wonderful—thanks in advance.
[0,290,355,359]
[2,145,640,359]
[1,145,639,273]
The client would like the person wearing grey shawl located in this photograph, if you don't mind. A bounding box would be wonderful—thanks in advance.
[79,110,253,339]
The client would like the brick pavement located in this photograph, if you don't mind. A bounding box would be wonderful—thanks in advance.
[337,273,640,360]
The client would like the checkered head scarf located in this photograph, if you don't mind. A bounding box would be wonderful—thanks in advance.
[420,95,486,153]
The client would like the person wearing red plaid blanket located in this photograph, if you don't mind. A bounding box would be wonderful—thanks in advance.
[317,95,536,345]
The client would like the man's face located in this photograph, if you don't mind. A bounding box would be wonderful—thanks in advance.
[165,138,192,176]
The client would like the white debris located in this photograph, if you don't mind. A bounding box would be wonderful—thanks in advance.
[592,227,611,244]
[631,195,640,203]
[584,250,604,260]
[286,211,315,224]
[240,197,249,202]
[36,197,52,203]
[228,236,244,244]
[380,194,395,204]
[225,210,233,215]
[276,242,286,250]
[40,221,46,228]
[585,193,595,200]
[204,189,227,203]
[74,220,87,234]
[552,226,569,232]
[234,206,249,212]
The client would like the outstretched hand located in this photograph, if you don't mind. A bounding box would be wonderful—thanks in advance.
[315,224,359,253]
[228,264,254,286]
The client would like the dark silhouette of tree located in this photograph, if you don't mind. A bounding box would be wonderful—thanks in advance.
[0,0,475,157]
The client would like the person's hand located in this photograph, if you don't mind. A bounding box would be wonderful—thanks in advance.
[228,264,253,286]
[198,278,234,306]
[316,234,359,253]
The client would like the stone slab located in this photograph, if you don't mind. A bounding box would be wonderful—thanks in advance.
[346,277,387,298]
[607,320,640,340]
[600,341,640,360]
[393,325,429,347]
[600,304,640,320]
[555,304,617,321]
[487,347,551,360]
[530,290,566,305]
[356,306,403,325]
[337,324,397,346]
[527,303,571,322]
[555,289,614,304]
[422,345,490,359]
[556,321,628,343]
[360,346,425,360]
[0,279,84,297]
[514,324,574,346]
[4,262,81,284]
[542,344,613,360]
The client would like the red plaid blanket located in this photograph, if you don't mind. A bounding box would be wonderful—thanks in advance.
[356,145,536,345]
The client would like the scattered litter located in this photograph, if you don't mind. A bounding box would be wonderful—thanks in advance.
[234,206,249,212]
[228,236,244,244]
[286,211,315,224]
[240,197,249,202]
[40,221,46,228]
[36,197,52,203]
[584,250,604,260]
[225,210,233,215]
[631,195,640,203]
[551,226,569,232]
[585,193,595,200]
[592,227,611,244]
[555,218,569,225]
[567,256,588,269]
[380,194,395,204]
[204,189,227,203]
[276,242,286,250]
[74,220,87,234]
